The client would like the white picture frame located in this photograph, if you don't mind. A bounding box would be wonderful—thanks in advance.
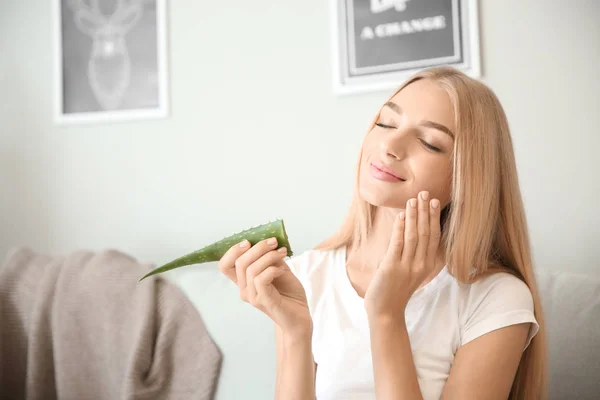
[52,0,169,124]
[330,0,481,95]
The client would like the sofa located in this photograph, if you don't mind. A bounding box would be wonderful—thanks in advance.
[172,263,600,400]
[2,247,598,399]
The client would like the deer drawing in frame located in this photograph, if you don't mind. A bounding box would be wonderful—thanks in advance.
[66,0,152,111]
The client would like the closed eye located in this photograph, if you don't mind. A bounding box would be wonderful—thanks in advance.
[420,139,441,153]
[377,122,443,153]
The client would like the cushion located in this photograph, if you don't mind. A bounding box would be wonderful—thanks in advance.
[535,269,600,399]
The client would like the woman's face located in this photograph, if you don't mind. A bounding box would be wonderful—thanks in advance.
[359,78,456,210]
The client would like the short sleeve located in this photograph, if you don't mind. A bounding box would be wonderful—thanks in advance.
[285,252,310,289]
[283,250,315,311]
[283,248,339,323]
[460,273,539,351]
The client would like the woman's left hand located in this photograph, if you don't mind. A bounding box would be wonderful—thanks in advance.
[364,190,442,321]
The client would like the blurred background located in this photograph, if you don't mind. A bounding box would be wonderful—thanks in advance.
[1,0,599,399]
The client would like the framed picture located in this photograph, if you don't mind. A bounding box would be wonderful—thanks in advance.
[330,0,481,95]
[52,0,169,124]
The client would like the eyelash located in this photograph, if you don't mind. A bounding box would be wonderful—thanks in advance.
[375,123,442,153]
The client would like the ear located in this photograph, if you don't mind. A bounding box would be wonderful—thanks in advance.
[110,4,143,34]
[73,9,105,36]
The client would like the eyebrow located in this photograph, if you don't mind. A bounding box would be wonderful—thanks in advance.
[383,101,455,139]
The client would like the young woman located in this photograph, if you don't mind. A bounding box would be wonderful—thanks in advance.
[218,66,547,399]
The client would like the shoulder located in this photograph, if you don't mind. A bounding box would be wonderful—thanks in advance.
[457,271,538,349]
[286,246,343,278]
[285,246,344,299]
[464,271,535,312]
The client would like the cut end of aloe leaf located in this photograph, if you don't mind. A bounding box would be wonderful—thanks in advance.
[139,219,293,282]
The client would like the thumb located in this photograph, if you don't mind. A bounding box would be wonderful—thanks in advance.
[385,211,406,264]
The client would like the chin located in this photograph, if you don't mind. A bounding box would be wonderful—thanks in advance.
[358,184,407,210]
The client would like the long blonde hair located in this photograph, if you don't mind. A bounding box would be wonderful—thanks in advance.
[316,66,547,399]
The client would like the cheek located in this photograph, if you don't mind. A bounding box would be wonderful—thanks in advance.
[413,159,452,199]
[361,135,377,155]
[360,138,378,167]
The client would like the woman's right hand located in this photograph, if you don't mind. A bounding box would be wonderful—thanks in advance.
[218,237,312,340]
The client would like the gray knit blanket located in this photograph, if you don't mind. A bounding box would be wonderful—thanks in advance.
[0,247,222,400]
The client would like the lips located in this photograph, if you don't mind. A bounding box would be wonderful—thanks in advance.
[370,162,406,182]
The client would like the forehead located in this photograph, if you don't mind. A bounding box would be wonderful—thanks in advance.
[386,79,455,132]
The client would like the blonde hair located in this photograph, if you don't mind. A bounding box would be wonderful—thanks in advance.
[316,66,547,399]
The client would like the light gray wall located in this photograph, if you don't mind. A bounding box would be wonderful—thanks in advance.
[3,0,598,272]
[1,1,599,398]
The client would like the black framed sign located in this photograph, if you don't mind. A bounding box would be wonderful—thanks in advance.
[330,0,480,94]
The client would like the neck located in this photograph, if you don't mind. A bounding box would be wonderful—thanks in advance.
[348,206,447,285]
[349,206,400,269]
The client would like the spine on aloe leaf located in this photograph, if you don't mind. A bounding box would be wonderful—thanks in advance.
[139,219,293,281]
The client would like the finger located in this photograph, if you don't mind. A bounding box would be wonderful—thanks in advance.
[235,237,279,291]
[246,248,288,304]
[414,191,431,263]
[218,240,251,283]
[425,198,442,269]
[385,211,405,263]
[402,197,418,262]
[255,266,285,308]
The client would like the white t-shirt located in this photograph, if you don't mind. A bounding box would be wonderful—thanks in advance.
[286,245,539,400]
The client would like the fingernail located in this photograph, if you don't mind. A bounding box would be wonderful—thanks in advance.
[239,240,249,248]
[398,212,406,221]
[431,199,440,209]
[278,247,288,254]
[409,199,417,208]
[267,237,277,246]
[420,191,429,200]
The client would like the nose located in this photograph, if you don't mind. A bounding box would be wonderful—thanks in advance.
[378,129,408,161]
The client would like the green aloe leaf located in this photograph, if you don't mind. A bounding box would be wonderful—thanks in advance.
[139,219,293,281]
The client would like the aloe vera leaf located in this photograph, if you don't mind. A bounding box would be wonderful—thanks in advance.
[139,219,293,281]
